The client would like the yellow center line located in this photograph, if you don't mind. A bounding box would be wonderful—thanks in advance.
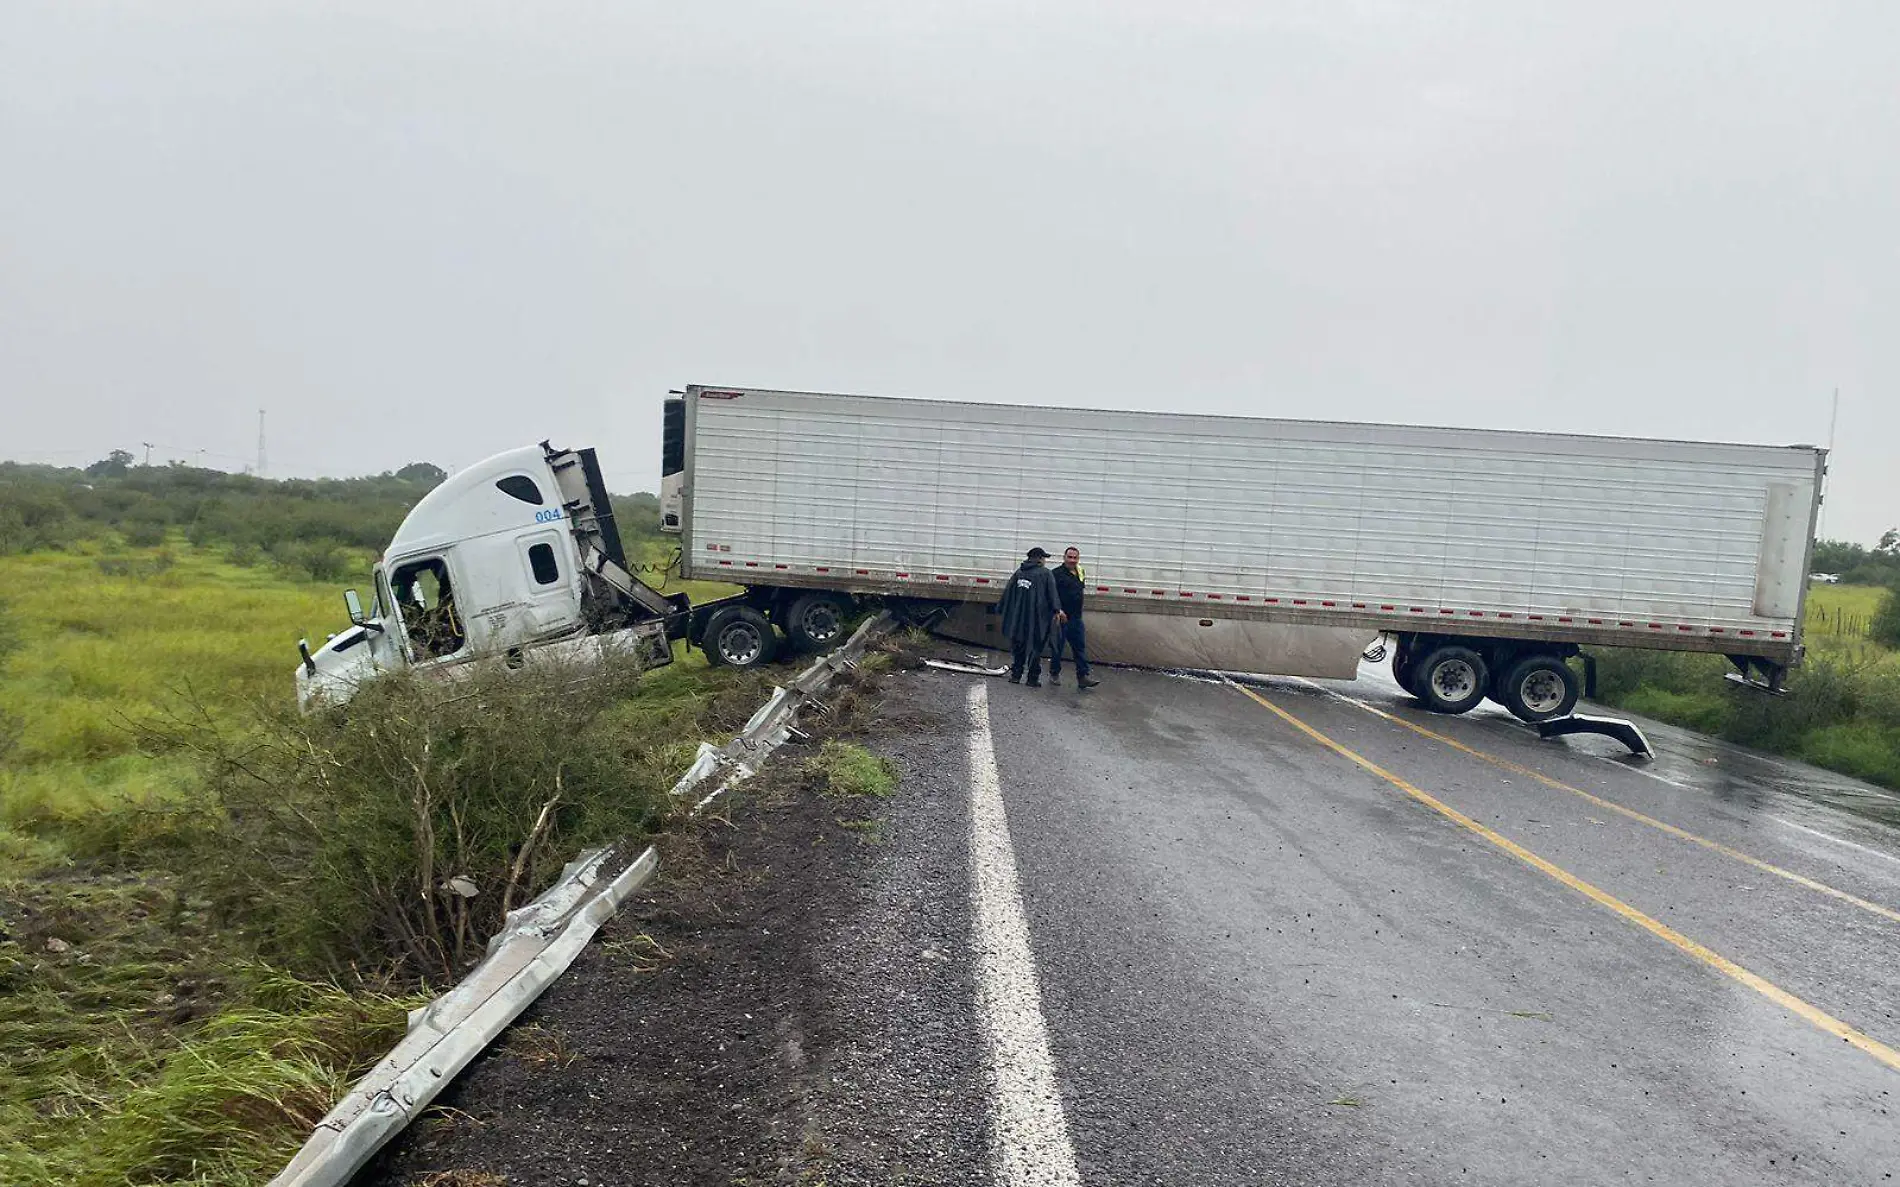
[1287,677,1900,928]
[1226,678,1900,1075]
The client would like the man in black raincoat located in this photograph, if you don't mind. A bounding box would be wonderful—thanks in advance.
[998,546,1060,686]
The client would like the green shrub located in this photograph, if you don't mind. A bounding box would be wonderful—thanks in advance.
[1842,563,1900,588]
[95,550,177,579]
[268,539,349,583]
[146,651,762,982]
[1617,686,1731,736]
[1721,654,1864,752]
[1796,722,1900,789]
[1862,666,1900,731]
[1871,587,1900,650]
[0,486,71,555]
[0,459,459,560]
[1591,647,1727,703]
[121,520,169,548]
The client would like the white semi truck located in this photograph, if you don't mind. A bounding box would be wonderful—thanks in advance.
[300,385,1825,724]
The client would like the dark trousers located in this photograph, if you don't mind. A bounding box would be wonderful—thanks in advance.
[1049,617,1089,678]
[1009,636,1044,681]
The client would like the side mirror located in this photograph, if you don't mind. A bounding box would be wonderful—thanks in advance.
[343,588,386,634]
[298,638,317,675]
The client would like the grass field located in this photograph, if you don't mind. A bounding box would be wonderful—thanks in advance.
[1805,581,1890,645]
[0,540,403,1183]
[0,536,753,1183]
[0,541,359,869]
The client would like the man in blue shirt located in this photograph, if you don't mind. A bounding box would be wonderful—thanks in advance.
[1048,546,1099,688]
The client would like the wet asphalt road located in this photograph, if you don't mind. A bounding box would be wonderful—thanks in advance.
[925,657,1900,1186]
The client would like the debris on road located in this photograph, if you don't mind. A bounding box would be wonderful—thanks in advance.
[925,658,1009,677]
[270,846,659,1187]
[1534,712,1653,757]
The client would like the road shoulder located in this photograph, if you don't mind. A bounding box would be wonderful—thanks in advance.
[367,659,990,1187]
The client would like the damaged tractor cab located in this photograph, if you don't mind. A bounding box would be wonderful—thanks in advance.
[297,440,879,709]
[299,444,695,708]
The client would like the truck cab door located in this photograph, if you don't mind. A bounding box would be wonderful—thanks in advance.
[515,530,585,640]
[361,563,404,669]
[388,553,470,666]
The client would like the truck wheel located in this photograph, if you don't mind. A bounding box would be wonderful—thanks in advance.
[1484,660,1514,706]
[784,592,848,653]
[1497,654,1579,723]
[705,606,777,669]
[1391,644,1418,696]
[1415,645,1488,714]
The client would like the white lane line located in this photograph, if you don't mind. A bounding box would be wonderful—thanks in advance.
[1766,814,1900,869]
[965,683,1081,1187]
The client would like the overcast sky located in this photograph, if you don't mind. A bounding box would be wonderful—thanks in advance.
[2,1,1894,542]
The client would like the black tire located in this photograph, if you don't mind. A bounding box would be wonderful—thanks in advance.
[704,606,777,669]
[784,592,849,654]
[1391,642,1418,696]
[1414,645,1489,714]
[1497,653,1580,723]
[1484,663,1511,706]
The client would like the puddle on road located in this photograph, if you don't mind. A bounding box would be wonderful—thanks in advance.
[1762,781,1900,829]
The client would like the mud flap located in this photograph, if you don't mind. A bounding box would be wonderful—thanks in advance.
[1534,713,1652,758]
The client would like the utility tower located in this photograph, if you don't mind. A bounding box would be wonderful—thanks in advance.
[257,409,267,478]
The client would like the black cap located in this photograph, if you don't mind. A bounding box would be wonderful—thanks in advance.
[1026,547,1050,559]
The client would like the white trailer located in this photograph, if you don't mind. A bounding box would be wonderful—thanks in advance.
[666,384,1824,721]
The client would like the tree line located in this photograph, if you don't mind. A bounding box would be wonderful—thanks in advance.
[0,453,668,581]
[1811,533,1900,588]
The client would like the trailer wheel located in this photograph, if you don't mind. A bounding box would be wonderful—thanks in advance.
[784,592,849,653]
[705,606,777,669]
[1415,645,1488,714]
[1391,642,1418,696]
[1497,654,1579,723]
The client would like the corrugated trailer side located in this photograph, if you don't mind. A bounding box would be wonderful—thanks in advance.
[674,385,1822,713]
[680,385,1820,655]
